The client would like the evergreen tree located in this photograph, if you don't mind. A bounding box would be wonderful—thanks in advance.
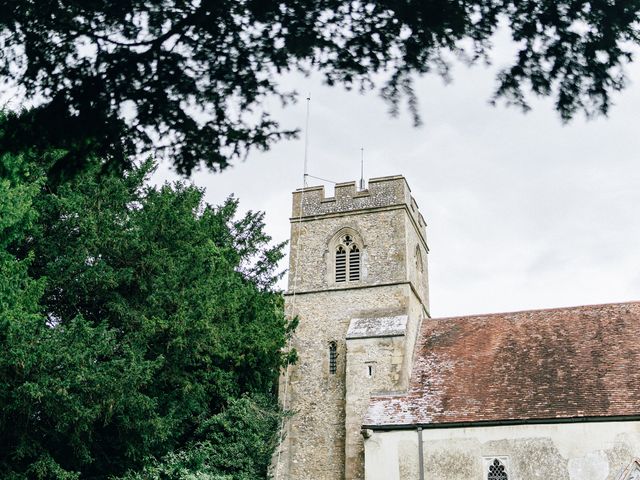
[0,155,294,479]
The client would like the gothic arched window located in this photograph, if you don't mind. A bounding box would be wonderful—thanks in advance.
[334,234,360,283]
[487,459,508,480]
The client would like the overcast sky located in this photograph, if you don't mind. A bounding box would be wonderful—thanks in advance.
[153,31,640,318]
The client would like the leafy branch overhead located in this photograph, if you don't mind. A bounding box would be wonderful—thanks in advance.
[1,0,638,174]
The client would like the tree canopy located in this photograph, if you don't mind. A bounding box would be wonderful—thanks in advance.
[1,0,638,176]
[0,150,294,479]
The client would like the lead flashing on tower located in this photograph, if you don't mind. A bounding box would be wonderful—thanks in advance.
[346,315,408,340]
[367,174,407,184]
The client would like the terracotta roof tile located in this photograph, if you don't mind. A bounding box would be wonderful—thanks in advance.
[364,301,640,427]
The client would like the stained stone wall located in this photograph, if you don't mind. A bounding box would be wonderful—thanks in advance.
[275,176,430,480]
[344,311,419,479]
[287,176,428,295]
[364,421,640,480]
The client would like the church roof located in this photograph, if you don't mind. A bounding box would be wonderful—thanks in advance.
[364,301,640,428]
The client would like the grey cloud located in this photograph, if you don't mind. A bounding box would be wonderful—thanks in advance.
[152,36,640,318]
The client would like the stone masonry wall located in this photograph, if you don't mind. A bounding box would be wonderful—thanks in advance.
[278,286,411,480]
[344,290,427,480]
[275,176,430,480]
[287,208,407,293]
[404,208,429,308]
[346,334,407,480]
[291,176,425,230]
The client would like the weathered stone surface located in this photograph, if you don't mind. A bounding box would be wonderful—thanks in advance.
[365,422,640,480]
[274,176,430,480]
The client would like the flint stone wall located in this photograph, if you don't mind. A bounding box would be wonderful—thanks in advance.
[276,175,430,480]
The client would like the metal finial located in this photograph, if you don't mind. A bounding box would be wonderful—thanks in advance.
[303,93,311,187]
[359,146,365,191]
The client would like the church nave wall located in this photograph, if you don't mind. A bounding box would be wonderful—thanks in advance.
[364,420,640,480]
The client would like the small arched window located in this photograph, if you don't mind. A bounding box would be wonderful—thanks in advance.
[335,234,360,283]
[415,245,423,274]
[487,459,508,480]
[329,341,337,374]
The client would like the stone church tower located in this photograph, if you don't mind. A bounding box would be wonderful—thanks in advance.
[275,176,430,479]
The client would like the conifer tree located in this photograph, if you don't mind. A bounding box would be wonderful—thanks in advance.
[0,154,293,479]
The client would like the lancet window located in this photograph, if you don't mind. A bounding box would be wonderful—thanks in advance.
[329,341,337,374]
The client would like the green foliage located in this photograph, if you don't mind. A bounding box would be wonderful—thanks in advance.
[121,395,282,480]
[0,155,293,479]
[0,149,43,247]
[1,0,638,175]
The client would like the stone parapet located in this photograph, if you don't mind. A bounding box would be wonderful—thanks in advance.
[292,175,427,244]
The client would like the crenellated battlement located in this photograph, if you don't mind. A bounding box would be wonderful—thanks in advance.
[291,175,427,234]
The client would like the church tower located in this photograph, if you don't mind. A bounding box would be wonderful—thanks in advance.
[275,176,430,480]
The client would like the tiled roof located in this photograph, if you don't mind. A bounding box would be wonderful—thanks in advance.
[364,301,640,428]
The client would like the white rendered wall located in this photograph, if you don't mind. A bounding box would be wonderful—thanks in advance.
[364,421,640,480]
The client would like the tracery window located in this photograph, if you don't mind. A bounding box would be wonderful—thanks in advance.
[335,234,360,283]
[329,341,337,374]
[487,459,508,480]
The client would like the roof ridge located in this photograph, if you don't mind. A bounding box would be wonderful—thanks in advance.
[365,299,640,428]
[429,299,640,322]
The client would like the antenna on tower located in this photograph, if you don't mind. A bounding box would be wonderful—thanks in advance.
[359,146,365,191]
[303,93,311,187]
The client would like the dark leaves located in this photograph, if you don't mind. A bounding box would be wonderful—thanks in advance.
[1,153,293,478]
[1,0,639,175]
